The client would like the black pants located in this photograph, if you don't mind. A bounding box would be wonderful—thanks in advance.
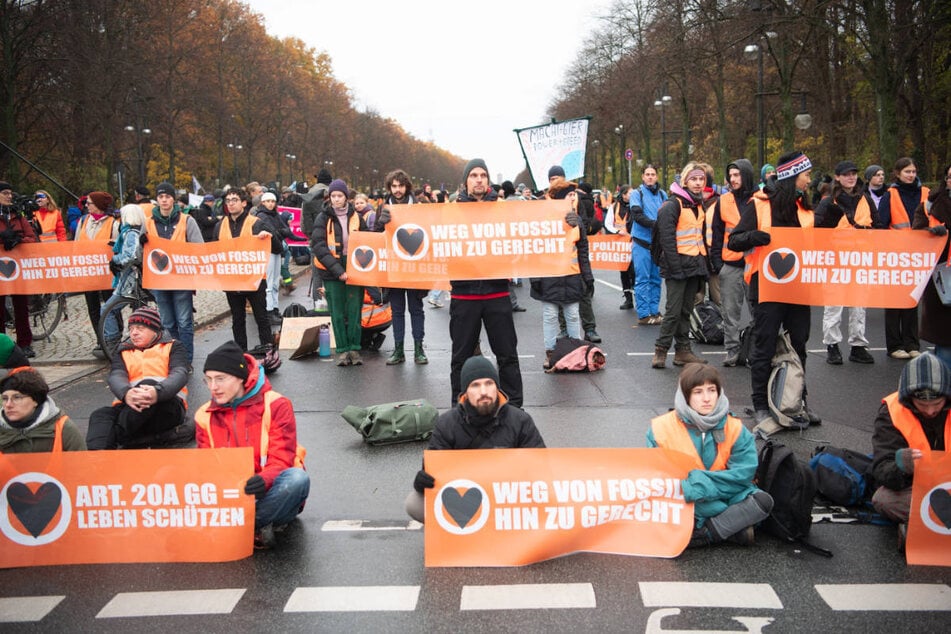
[749,301,810,411]
[620,263,635,293]
[226,280,272,351]
[884,307,919,353]
[450,295,522,407]
[84,290,111,334]
[86,397,186,449]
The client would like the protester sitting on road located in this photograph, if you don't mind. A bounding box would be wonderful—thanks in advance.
[405,355,546,523]
[647,363,772,548]
[194,341,309,549]
[86,306,192,450]
[1,368,85,452]
[871,353,950,549]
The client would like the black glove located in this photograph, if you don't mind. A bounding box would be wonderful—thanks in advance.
[749,230,772,246]
[413,469,435,493]
[139,232,149,245]
[109,260,122,276]
[583,277,595,292]
[0,229,22,251]
[376,207,391,226]
[244,474,267,499]
[930,225,949,236]
[565,211,580,228]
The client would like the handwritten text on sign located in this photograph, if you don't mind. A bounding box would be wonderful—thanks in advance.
[757,227,945,308]
[424,447,695,567]
[0,448,255,567]
[142,235,268,291]
[0,242,113,293]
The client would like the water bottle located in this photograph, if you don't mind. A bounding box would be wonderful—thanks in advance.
[318,324,331,358]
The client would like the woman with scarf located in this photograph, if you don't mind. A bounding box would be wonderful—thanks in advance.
[1,367,85,452]
[647,364,772,547]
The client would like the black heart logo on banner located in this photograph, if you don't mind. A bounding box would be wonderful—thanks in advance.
[768,251,796,280]
[354,248,374,268]
[396,228,425,256]
[7,482,62,538]
[928,488,951,529]
[150,250,170,273]
[441,487,482,529]
[0,258,18,279]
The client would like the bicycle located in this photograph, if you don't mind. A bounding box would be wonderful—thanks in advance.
[96,263,155,362]
[3,292,68,340]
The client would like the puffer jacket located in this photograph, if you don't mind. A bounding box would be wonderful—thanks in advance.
[0,397,85,453]
[529,228,593,305]
[426,393,545,451]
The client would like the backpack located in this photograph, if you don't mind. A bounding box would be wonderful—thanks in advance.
[689,300,724,345]
[755,440,832,556]
[546,336,606,373]
[809,446,874,507]
[735,324,754,366]
[766,330,809,429]
[341,399,438,446]
[283,303,309,318]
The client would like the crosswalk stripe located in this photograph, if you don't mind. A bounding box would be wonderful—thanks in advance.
[639,582,783,609]
[460,583,596,610]
[321,519,422,531]
[96,589,246,618]
[815,584,951,611]
[284,586,420,612]
[0,596,65,623]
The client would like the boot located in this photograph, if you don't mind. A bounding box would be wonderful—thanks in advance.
[652,346,668,369]
[543,350,553,370]
[673,347,708,366]
[386,343,405,365]
[413,340,428,365]
[619,291,634,310]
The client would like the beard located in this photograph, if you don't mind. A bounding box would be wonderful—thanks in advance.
[472,397,496,416]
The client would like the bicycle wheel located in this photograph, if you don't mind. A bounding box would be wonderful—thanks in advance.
[28,293,66,340]
[97,294,152,362]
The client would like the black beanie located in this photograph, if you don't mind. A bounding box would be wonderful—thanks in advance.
[460,355,499,391]
[0,368,49,404]
[548,165,566,180]
[462,158,488,183]
[204,341,249,380]
[316,169,333,185]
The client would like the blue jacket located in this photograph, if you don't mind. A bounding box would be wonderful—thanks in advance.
[629,184,667,245]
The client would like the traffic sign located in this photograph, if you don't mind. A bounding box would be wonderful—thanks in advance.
[624,149,634,161]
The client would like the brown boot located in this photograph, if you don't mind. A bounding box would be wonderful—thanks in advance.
[673,347,708,366]
[652,346,668,369]
[543,350,553,370]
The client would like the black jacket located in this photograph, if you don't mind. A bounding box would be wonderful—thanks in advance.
[710,159,756,272]
[915,189,951,345]
[529,229,593,305]
[254,207,292,254]
[426,395,546,452]
[655,185,709,280]
[191,202,219,242]
[451,189,510,296]
[813,182,880,229]
[871,400,948,491]
[310,202,368,281]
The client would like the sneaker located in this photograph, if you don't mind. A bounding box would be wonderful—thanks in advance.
[21,346,35,358]
[889,349,911,359]
[826,343,843,365]
[584,330,602,343]
[897,522,907,553]
[336,352,350,366]
[249,343,271,356]
[348,350,363,366]
[648,315,664,325]
[637,316,653,326]
[723,350,740,367]
[427,297,443,308]
[512,303,527,312]
[908,350,921,358]
[269,310,283,325]
[848,346,875,364]
[254,524,276,550]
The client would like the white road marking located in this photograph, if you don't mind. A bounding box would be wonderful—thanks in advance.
[815,584,951,611]
[639,582,783,609]
[284,586,420,612]
[0,596,65,623]
[321,519,422,531]
[460,583,596,610]
[807,347,887,354]
[627,351,727,356]
[96,589,245,618]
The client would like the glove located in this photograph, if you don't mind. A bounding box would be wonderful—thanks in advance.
[109,260,122,276]
[413,469,435,493]
[929,225,948,236]
[0,229,22,251]
[244,474,267,499]
[139,232,149,245]
[749,230,772,246]
[565,211,580,228]
[376,207,391,226]
[583,277,595,292]
[895,448,916,475]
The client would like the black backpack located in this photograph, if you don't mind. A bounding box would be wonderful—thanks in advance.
[689,300,725,345]
[755,440,832,557]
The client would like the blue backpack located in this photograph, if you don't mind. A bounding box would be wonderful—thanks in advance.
[809,446,874,507]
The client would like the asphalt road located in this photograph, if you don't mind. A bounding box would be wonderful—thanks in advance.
[3,270,950,632]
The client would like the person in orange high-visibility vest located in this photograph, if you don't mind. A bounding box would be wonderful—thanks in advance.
[871,353,951,550]
[195,341,309,550]
[85,307,191,450]
[1,367,85,452]
[647,363,772,548]
[32,189,67,242]
[76,191,120,351]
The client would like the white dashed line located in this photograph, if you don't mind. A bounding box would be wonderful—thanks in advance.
[321,520,422,531]
[96,589,246,618]
[284,586,420,612]
[639,582,783,609]
[460,583,596,610]
[0,596,65,623]
[815,584,951,611]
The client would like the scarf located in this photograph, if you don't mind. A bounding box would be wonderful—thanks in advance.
[674,387,731,440]
[333,207,350,254]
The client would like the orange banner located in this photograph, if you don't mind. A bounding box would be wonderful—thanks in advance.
[0,241,113,293]
[907,451,951,566]
[424,448,695,567]
[346,231,450,290]
[142,236,268,291]
[383,200,580,283]
[0,448,254,567]
[588,234,632,271]
[757,228,945,308]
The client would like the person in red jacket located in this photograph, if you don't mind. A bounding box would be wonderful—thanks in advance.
[194,341,309,549]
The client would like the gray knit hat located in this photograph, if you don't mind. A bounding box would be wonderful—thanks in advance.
[460,355,499,391]
[864,164,884,182]
[462,158,488,183]
[898,352,951,404]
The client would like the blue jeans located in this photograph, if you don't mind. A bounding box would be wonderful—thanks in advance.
[151,289,194,362]
[255,468,310,528]
[543,302,580,350]
[633,243,662,318]
[389,288,426,342]
[935,346,951,372]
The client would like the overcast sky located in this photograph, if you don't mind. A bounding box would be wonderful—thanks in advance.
[245,0,611,183]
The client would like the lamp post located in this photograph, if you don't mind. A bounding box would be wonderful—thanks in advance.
[653,92,672,188]
[591,139,600,187]
[743,42,766,171]
[227,142,243,184]
[794,93,813,131]
[284,154,296,186]
[124,124,151,185]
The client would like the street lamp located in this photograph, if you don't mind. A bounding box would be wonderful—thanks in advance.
[744,32,775,171]
[227,142,243,184]
[283,153,297,187]
[591,139,600,186]
[653,93,672,188]
[794,93,813,130]
[124,124,152,185]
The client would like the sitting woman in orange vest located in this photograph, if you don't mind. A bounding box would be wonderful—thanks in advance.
[1,368,85,452]
[32,189,67,242]
[647,364,773,547]
[871,353,950,549]
[85,307,192,450]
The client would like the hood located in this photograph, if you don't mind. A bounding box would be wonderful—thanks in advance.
[727,159,756,199]
[206,353,271,411]
[0,397,60,433]
[898,352,951,408]
[670,182,699,205]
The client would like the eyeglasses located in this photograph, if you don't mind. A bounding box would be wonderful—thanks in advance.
[225,197,241,203]
[203,375,238,387]
[1,393,29,404]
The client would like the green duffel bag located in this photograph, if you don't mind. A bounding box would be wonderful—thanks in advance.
[341,399,438,445]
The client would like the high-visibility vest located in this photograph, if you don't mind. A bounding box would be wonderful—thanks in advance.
[887,186,930,230]
[120,342,188,404]
[76,215,116,241]
[193,390,306,469]
[146,215,187,241]
[36,210,63,242]
[833,195,875,229]
[219,213,258,240]
[650,410,743,471]
[716,193,745,262]
[674,198,706,257]
[51,415,67,452]
[314,212,361,270]
[743,195,814,284]
[612,202,629,235]
[883,392,951,456]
